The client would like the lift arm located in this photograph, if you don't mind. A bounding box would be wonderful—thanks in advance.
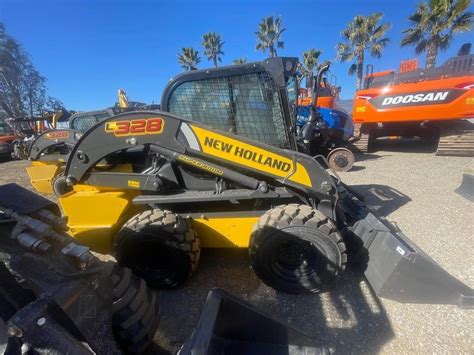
[64,111,338,213]
[28,129,82,161]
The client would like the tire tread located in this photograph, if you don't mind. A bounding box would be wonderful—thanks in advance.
[250,204,347,293]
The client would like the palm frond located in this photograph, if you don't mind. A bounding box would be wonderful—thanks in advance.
[348,63,357,76]
[415,38,428,54]
[370,41,386,58]
[451,11,474,32]
[337,12,390,88]
[255,15,286,57]
[233,57,247,64]
[201,32,224,66]
[302,48,322,71]
[177,47,200,71]
[336,43,354,62]
[438,33,453,50]
[401,0,473,66]
[401,28,424,46]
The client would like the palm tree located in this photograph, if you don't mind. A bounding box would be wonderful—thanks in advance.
[401,0,473,69]
[318,59,332,70]
[255,16,285,57]
[302,49,322,90]
[202,32,224,67]
[177,47,201,71]
[336,13,391,90]
[233,57,247,64]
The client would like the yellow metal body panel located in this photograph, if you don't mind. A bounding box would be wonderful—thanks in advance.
[191,216,259,248]
[58,158,260,251]
[59,186,143,253]
[26,162,62,194]
[189,125,312,187]
[291,163,312,188]
[61,184,259,251]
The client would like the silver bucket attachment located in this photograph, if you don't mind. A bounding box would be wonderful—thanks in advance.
[338,185,473,309]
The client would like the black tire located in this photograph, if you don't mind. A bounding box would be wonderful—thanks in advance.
[52,173,72,196]
[111,266,160,353]
[114,209,200,289]
[327,147,355,172]
[0,252,10,269]
[249,204,347,294]
[0,262,35,354]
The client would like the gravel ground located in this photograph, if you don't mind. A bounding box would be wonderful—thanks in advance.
[0,140,473,354]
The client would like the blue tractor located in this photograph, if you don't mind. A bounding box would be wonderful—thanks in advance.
[296,65,355,171]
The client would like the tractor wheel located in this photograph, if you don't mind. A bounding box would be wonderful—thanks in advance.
[249,204,347,294]
[327,147,355,172]
[111,266,160,353]
[52,173,72,196]
[114,209,200,289]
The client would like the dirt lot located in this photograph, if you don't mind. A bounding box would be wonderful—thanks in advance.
[0,142,473,354]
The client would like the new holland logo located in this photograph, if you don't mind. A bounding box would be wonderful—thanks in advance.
[381,91,449,106]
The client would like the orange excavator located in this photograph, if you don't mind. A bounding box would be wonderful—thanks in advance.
[352,43,474,156]
[298,75,341,109]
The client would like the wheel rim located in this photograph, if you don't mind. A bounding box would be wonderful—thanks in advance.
[53,174,72,196]
[125,239,189,286]
[271,238,328,285]
[334,154,349,168]
[251,223,344,293]
[328,148,354,172]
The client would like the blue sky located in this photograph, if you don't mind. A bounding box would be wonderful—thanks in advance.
[1,0,473,111]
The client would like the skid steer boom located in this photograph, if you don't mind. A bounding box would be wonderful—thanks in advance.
[28,129,81,162]
[62,111,472,308]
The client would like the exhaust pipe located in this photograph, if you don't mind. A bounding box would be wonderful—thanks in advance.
[338,184,473,308]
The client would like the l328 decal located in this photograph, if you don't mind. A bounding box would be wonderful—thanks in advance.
[105,117,164,137]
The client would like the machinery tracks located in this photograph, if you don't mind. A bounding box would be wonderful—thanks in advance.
[436,129,474,157]
[349,134,371,153]
[350,124,474,157]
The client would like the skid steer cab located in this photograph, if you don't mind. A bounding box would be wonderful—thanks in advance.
[52,108,473,308]
[161,57,355,172]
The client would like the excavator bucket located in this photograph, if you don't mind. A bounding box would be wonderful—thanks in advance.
[338,185,473,308]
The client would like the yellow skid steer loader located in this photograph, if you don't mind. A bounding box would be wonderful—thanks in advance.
[49,108,473,308]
